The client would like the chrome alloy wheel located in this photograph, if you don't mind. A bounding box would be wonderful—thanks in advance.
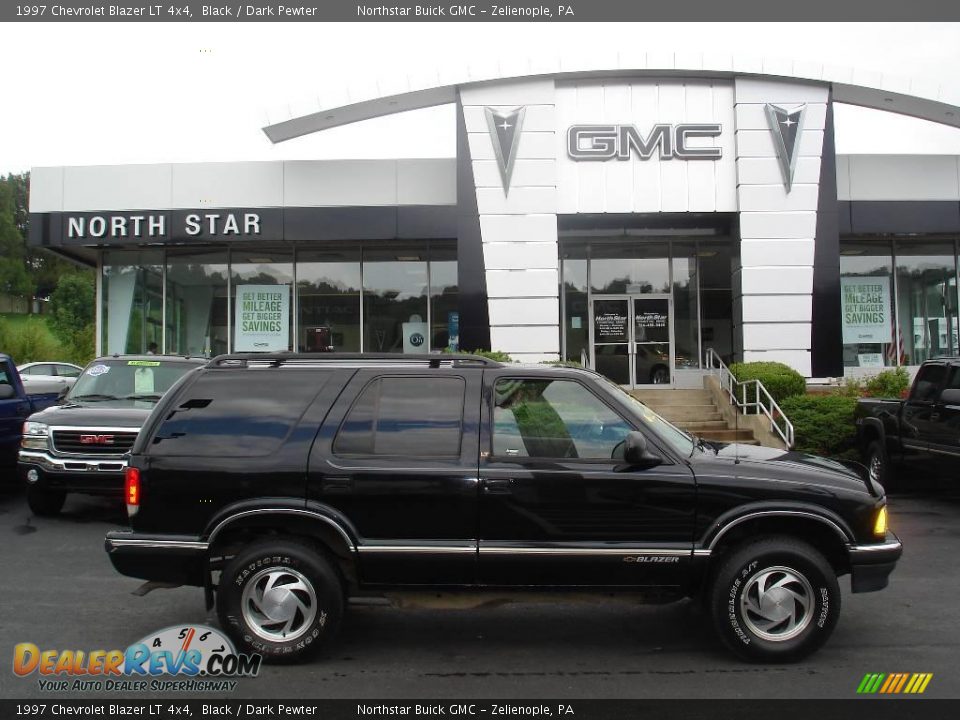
[739,565,815,642]
[241,567,318,642]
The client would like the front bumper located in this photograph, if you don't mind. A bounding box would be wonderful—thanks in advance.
[104,530,207,587]
[848,532,903,593]
[18,450,126,494]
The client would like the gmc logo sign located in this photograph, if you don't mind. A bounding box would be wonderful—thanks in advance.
[80,434,114,445]
[567,123,722,161]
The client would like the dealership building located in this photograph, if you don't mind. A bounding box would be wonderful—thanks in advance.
[28,58,960,386]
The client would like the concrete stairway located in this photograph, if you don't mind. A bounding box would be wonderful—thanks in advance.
[631,388,759,445]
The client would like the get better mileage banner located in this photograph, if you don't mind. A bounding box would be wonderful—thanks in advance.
[841,276,891,344]
[234,284,290,352]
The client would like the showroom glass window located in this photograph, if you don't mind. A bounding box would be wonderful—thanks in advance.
[101,250,163,355]
[589,239,670,295]
[839,238,896,369]
[362,245,428,353]
[672,241,699,370]
[697,241,735,365]
[230,249,294,353]
[297,248,361,352]
[429,241,459,352]
[894,239,958,365]
[561,243,588,364]
[165,249,229,357]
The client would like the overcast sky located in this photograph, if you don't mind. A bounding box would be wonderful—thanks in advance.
[2,21,960,173]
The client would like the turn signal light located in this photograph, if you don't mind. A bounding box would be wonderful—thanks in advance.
[125,467,141,513]
[874,506,888,537]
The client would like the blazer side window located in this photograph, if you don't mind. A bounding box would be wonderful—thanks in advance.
[492,378,632,460]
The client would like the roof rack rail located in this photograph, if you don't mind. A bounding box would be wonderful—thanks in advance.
[208,352,503,369]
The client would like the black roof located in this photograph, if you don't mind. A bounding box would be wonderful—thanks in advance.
[207,352,504,369]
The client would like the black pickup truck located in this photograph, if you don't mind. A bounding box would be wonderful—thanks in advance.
[105,354,901,664]
[855,357,960,491]
[18,355,206,515]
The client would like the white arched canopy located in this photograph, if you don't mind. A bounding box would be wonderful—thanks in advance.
[262,55,960,143]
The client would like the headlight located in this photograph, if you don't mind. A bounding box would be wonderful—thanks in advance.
[21,422,50,450]
[874,506,888,538]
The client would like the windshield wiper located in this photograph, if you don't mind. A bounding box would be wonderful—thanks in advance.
[69,393,120,401]
[123,393,163,401]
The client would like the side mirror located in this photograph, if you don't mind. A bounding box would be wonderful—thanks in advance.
[57,385,70,400]
[623,431,663,469]
[940,388,960,406]
[0,384,15,400]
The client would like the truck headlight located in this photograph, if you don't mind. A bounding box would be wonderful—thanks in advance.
[874,506,888,538]
[21,421,50,450]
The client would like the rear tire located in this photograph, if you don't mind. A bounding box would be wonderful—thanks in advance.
[217,538,344,664]
[27,486,66,517]
[708,537,840,663]
[866,439,897,493]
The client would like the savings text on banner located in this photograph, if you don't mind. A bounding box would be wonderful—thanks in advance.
[841,276,891,345]
[234,285,290,352]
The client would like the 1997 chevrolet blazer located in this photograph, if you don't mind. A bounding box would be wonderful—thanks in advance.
[105,354,902,663]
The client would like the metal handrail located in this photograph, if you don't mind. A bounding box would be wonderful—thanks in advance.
[704,348,795,449]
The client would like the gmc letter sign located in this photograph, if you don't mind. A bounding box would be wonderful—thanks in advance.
[567,123,723,161]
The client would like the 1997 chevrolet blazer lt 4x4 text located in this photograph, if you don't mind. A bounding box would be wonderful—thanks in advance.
[105,354,902,663]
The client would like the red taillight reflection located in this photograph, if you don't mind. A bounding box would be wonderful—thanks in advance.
[125,467,141,506]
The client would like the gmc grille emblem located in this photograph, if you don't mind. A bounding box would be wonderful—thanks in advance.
[80,434,115,445]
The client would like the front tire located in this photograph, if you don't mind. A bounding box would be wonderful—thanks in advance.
[866,439,897,493]
[217,538,344,663]
[27,486,66,517]
[708,537,840,663]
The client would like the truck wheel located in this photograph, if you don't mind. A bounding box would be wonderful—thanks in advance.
[866,440,897,493]
[217,538,343,664]
[708,537,840,663]
[26,486,66,517]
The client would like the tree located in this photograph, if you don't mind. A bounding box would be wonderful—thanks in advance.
[48,273,95,344]
[0,173,81,305]
[0,180,32,298]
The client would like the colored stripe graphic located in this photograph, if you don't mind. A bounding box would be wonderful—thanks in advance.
[857,673,932,694]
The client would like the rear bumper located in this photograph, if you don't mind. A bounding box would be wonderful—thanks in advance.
[848,532,903,593]
[104,530,207,587]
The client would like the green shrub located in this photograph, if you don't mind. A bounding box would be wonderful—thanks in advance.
[61,323,95,366]
[863,367,910,398]
[836,377,865,397]
[780,394,859,458]
[0,316,60,364]
[540,360,583,368]
[456,349,513,362]
[729,361,806,405]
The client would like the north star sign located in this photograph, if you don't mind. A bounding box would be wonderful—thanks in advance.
[65,212,263,239]
[567,123,723,161]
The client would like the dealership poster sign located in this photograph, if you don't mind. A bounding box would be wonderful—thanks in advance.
[234,285,290,351]
[841,276,891,344]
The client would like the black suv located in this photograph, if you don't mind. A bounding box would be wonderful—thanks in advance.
[105,354,902,663]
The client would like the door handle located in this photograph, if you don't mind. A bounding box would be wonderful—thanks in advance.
[483,478,514,495]
[323,476,354,493]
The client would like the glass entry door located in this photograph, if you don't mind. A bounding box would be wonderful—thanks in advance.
[591,294,674,387]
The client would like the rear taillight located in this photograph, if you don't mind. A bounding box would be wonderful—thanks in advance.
[125,467,141,516]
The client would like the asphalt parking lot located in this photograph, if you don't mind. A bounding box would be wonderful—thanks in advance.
[1,483,958,700]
